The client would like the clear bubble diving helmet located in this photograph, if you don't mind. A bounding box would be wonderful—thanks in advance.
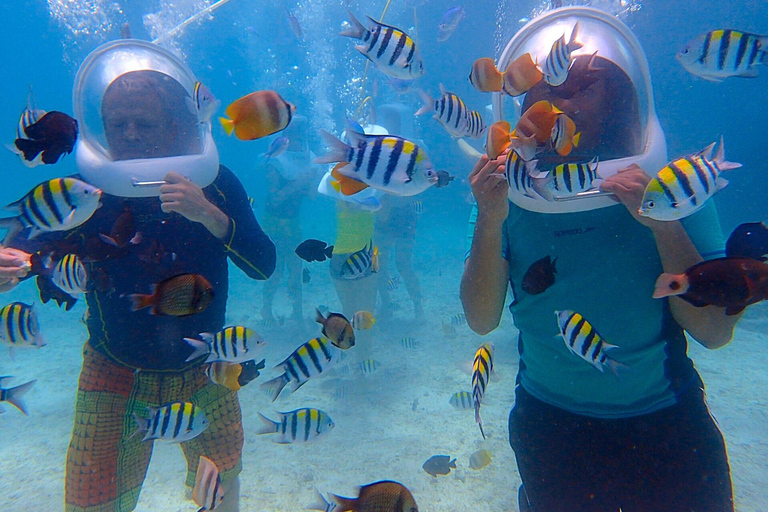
[493,7,667,213]
[73,39,219,197]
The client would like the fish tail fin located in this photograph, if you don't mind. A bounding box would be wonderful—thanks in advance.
[4,379,36,415]
[307,489,333,511]
[315,307,326,325]
[98,233,119,247]
[254,412,279,435]
[714,136,741,171]
[324,245,334,259]
[474,401,487,438]
[129,412,149,440]
[568,21,584,52]
[572,131,581,148]
[128,293,155,312]
[653,273,689,298]
[12,138,45,164]
[259,374,289,402]
[605,358,632,381]
[0,218,23,245]
[340,10,365,39]
[218,117,235,136]
[415,89,434,116]
[184,337,210,362]
[508,133,537,161]
[313,131,351,165]
[330,493,358,510]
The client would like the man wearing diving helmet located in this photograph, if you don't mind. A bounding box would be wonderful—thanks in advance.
[0,41,275,512]
[463,8,736,512]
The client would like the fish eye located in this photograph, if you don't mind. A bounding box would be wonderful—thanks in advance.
[645,200,655,209]
[682,48,689,54]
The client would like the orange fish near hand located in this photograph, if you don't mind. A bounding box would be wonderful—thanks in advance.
[486,121,512,159]
[550,113,580,156]
[501,53,543,96]
[506,100,563,160]
[219,91,295,141]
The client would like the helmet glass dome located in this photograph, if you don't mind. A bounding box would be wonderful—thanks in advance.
[493,7,667,213]
[72,40,219,197]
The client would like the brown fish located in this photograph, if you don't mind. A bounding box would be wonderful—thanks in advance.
[98,207,142,248]
[315,308,355,349]
[330,480,418,512]
[522,256,557,295]
[129,273,214,316]
[653,257,768,316]
[422,455,457,477]
[219,90,295,141]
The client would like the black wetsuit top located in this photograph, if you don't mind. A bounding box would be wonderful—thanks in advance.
[11,166,275,371]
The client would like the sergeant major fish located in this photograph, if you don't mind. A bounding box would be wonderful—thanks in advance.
[542,22,583,86]
[532,157,601,201]
[639,137,741,221]
[184,326,266,363]
[339,241,378,280]
[315,125,438,196]
[0,178,102,244]
[555,310,626,375]
[416,85,486,139]
[472,342,494,439]
[132,401,209,442]
[677,29,768,81]
[0,302,45,359]
[52,254,87,296]
[255,407,335,444]
[340,11,425,80]
[0,377,36,415]
[260,337,342,401]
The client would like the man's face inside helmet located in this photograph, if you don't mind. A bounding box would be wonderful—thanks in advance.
[519,55,642,167]
[102,70,200,161]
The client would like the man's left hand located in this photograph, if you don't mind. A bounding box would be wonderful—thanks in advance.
[600,164,662,229]
[160,172,230,239]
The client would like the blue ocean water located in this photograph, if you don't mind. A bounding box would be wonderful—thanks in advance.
[0,0,766,511]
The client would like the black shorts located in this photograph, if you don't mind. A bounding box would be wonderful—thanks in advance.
[508,385,733,512]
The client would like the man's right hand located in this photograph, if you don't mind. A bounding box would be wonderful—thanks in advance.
[468,154,508,226]
[0,246,32,293]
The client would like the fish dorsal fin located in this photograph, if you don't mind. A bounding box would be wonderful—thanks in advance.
[365,15,404,33]
[699,141,716,161]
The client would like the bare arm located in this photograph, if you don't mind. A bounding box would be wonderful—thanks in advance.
[601,165,739,349]
[460,155,510,335]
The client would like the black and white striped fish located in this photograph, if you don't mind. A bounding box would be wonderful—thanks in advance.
[52,254,87,296]
[400,336,416,349]
[340,11,425,79]
[0,178,102,243]
[555,310,626,376]
[357,358,381,375]
[639,137,741,221]
[255,407,335,444]
[542,22,583,86]
[260,337,342,402]
[449,390,473,411]
[416,85,486,139]
[451,313,466,325]
[505,149,539,198]
[472,343,494,439]
[9,93,46,167]
[677,29,768,81]
[339,241,377,280]
[132,401,209,442]
[315,125,438,196]
[185,326,266,363]
[531,157,600,201]
[192,455,225,511]
[0,302,45,358]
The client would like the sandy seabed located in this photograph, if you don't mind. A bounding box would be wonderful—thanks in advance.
[1,258,766,512]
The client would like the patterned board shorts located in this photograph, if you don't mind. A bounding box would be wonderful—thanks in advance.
[65,344,244,512]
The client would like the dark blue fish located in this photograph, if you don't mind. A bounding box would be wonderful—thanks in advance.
[14,111,78,165]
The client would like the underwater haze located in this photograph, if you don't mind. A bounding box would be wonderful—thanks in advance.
[0,0,766,511]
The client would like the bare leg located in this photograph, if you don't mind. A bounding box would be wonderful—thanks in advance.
[395,240,423,318]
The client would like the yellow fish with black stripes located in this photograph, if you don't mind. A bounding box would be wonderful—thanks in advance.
[184,325,266,364]
[256,407,335,444]
[555,310,627,376]
[0,177,101,243]
[0,302,45,359]
[677,29,768,81]
[472,342,494,439]
[260,337,343,402]
[132,401,209,442]
[340,11,425,80]
[315,123,438,197]
[639,137,741,221]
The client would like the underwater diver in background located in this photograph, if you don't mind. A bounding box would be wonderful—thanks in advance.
[462,9,737,512]
[375,194,424,321]
[260,114,316,326]
[0,41,275,512]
